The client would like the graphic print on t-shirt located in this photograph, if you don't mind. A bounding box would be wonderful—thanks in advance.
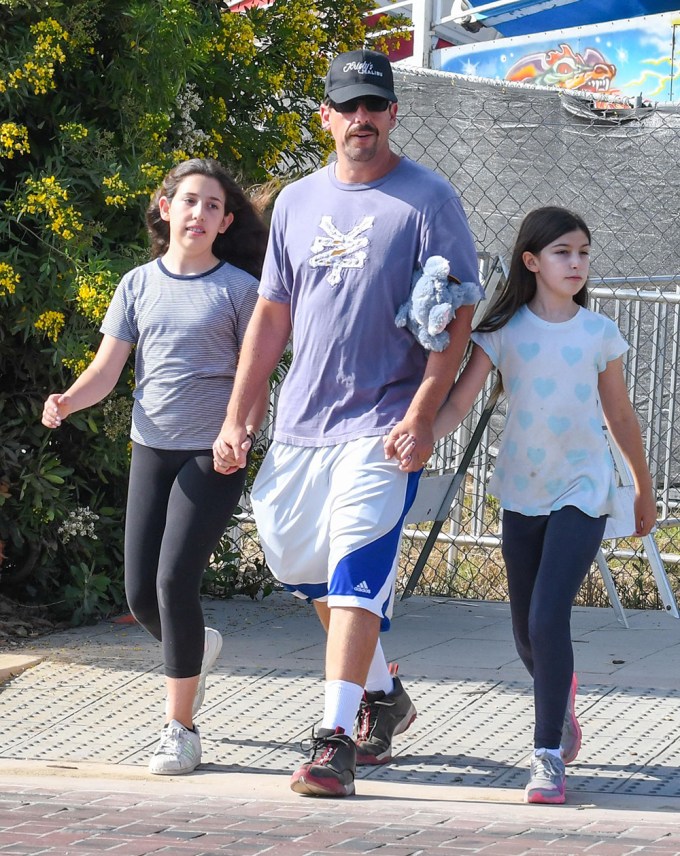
[309,215,374,285]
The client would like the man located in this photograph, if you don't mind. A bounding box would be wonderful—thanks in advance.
[213,48,482,797]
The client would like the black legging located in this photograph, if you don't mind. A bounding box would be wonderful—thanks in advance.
[125,442,246,678]
[502,505,606,749]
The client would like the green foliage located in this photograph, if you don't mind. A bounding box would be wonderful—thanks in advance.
[0,0,380,621]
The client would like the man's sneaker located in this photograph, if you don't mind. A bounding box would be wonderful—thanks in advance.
[192,627,223,717]
[524,749,566,804]
[355,676,417,765]
[290,727,356,797]
[148,720,201,775]
[560,673,582,765]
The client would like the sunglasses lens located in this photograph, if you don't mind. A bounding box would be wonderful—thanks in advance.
[366,97,390,112]
[332,97,390,113]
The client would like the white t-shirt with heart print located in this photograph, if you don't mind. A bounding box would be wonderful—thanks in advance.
[472,304,628,518]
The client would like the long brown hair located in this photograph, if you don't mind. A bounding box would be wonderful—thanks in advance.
[146,159,269,278]
[477,206,591,333]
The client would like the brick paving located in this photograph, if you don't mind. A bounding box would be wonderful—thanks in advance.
[1,782,680,855]
[2,594,679,854]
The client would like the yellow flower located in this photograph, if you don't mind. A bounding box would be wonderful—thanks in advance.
[75,271,116,323]
[60,122,89,142]
[0,123,30,159]
[35,311,66,342]
[62,350,96,376]
[0,19,70,96]
[0,263,20,296]
[14,175,84,240]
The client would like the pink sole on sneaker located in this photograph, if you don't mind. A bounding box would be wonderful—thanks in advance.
[525,788,566,805]
[290,769,355,797]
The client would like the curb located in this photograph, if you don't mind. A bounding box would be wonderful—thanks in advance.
[0,653,43,683]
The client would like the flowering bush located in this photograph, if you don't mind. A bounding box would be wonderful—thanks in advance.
[0,0,390,622]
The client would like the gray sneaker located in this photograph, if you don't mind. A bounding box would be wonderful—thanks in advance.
[355,676,417,765]
[148,720,201,775]
[193,627,223,716]
[524,749,566,804]
[290,726,356,797]
[560,673,582,765]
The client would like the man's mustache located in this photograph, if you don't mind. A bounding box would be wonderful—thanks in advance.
[347,124,378,137]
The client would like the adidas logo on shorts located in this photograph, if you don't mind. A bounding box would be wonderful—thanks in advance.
[354,580,371,594]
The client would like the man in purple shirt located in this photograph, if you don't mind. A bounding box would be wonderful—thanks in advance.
[214,48,481,797]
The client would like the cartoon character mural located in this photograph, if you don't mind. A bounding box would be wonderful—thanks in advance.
[506,43,617,94]
[437,11,680,103]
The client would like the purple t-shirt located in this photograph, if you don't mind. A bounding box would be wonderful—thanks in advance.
[260,157,482,446]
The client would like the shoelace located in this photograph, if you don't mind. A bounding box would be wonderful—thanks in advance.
[357,707,371,741]
[157,726,187,755]
[357,695,392,740]
[299,730,343,762]
[532,751,563,781]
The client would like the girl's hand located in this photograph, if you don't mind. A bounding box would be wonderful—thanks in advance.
[634,488,657,537]
[42,393,69,429]
[384,432,418,470]
[384,417,434,473]
[212,422,253,475]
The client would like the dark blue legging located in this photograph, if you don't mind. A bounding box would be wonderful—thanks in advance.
[124,442,246,678]
[502,505,606,749]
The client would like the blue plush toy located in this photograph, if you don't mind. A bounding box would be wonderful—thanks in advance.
[395,255,480,352]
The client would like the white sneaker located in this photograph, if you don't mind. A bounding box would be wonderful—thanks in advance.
[524,748,566,804]
[192,627,223,716]
[148,720,201,775]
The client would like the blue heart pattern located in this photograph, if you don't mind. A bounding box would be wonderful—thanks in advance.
[513,474,529,491]
[533,377,556,398]
[518,410,533,429]
[527,447,545,464]
[584,317,603,335]
[546,478,566,495]
[547,415,570,436]
[561,346,582,366]
[517,342,540,361]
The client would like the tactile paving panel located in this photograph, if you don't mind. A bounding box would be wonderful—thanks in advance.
[2,660,680,796]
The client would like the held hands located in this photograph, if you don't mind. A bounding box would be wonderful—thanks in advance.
[212,421,254,476]
[42,393,70,429]
[383,417,434,473]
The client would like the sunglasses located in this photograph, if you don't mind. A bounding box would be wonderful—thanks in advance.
[329,96,392,113]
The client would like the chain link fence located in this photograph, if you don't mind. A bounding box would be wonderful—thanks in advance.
[225,69,680,614]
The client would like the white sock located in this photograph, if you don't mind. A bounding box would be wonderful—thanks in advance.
[536,747,562,759]
[322,679,364,734]
[364,640,395,695]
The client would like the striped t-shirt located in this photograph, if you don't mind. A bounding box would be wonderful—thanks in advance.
[100,258,258,450]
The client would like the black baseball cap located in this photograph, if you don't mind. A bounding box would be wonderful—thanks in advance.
[324,49,397,104]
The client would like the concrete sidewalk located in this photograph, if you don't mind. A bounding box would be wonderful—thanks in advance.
[1,593,680,854]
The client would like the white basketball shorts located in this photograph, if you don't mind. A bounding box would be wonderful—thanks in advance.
[251,436,421,630]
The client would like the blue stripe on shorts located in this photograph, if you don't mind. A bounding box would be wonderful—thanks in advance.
[281,581,329,602]
[330,469,421,629]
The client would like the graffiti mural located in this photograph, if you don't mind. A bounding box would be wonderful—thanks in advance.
[437,12,680,102]
[505,43,616,93]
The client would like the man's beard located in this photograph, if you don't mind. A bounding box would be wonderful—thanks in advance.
[343,125,379,162]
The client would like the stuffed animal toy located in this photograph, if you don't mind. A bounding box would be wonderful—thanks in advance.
[395,255,480,351]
